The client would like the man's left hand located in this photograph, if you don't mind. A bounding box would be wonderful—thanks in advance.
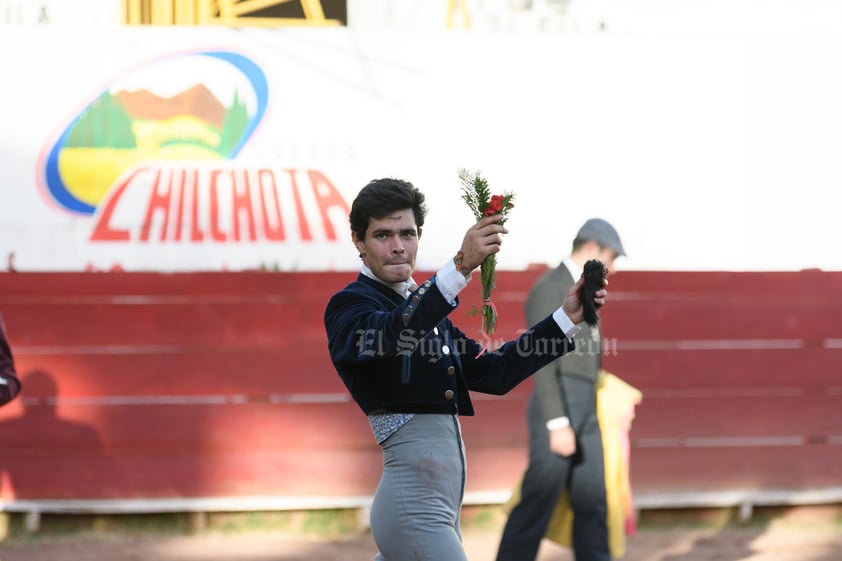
[562,276,608,324]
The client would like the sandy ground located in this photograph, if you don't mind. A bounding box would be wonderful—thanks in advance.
[1,511,841,561]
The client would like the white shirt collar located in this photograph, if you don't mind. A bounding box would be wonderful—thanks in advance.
[562,256,582,281]
[360,264,416,298]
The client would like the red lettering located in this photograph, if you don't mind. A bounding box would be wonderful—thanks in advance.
[90,165,353,246]
[287,169,312,241]
[140,169,170,242]
[258,169,285,241]
[173,169,187,242]
[232,170,257,242]
[90,166,150,242]
[209,170,228,242]
[190,171,204,242]
[308,170,350,241]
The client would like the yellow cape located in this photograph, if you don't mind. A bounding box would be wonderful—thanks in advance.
[502,371,642,558]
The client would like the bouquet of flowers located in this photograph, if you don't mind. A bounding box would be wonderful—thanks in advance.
[458,168,515,348]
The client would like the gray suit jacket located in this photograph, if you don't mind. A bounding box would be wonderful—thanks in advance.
[526,263,602,422]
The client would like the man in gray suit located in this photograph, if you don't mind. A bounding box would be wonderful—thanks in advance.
[496,218,626,561]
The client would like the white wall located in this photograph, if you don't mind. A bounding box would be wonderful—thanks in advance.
[1,4,841,272]
[348,0,842,33]
[0,0,119,26]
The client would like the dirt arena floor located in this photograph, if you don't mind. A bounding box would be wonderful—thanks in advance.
[1,505,840,561]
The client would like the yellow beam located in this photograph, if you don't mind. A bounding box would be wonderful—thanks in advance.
[217,0,235,21]
[175,0,195,24]
[196,0,214,24]
[126,0,338,27]
[125,0,143,24]
[447,0,471,29]
[223,0,328,22]
[223,0,284,17]
[209,15,341,27]
[300,0,326,21]
[151,0,173,24]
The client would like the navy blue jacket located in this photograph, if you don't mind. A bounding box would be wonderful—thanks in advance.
[324,274,575,416]
[0,314,21,406]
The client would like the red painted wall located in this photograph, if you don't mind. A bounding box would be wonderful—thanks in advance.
[1,269,840,501]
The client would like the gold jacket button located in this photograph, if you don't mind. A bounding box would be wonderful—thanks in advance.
[447,366,455,375]
[402,313,410,322]
[444,389,454,400]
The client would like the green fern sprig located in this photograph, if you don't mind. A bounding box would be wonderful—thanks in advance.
[457,168,515,341]
[458,168,491,221]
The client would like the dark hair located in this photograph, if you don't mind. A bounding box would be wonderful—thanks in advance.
[349,178,427,240]
[572,238,605,253]
[571,238,589,253]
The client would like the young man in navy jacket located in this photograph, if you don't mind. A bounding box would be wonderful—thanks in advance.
[324,177,607,561]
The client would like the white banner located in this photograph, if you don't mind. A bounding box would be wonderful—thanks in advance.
[1,27,841,272]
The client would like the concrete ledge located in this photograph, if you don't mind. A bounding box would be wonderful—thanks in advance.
[4,487,842,514]
[4,487,842,532]
[631,487,842,509]
[0,496,375,515]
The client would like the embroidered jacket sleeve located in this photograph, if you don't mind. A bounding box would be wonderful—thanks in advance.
[444,317,575,396]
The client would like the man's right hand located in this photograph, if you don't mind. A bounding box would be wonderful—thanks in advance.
[549,426,577,457]
[457,214,508,274]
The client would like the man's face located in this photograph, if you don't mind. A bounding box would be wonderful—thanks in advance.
[597,246,619,275]
[353,208,420,284]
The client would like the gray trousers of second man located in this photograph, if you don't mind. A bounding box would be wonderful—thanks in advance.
[371,413,468,561]
[496,376,610,561]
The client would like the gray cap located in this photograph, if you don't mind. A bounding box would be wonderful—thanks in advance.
[575,218,626,257]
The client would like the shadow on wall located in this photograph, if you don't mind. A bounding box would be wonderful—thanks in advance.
[0,370,102,500]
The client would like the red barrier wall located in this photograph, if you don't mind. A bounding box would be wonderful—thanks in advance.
[1,269,840,502]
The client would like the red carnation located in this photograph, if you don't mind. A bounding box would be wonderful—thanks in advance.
[484,195,505,216]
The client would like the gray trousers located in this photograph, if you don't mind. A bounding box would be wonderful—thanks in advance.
[371,413,468,561]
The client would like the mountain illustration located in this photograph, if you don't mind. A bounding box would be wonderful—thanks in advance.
[115,84,227,128]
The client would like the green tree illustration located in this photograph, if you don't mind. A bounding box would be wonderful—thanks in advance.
[218,90,249,156]
[67,92,137,148]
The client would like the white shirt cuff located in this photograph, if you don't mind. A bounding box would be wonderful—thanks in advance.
[435,258,470,306]
[546,416,571,430]
[552,307,581,340]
